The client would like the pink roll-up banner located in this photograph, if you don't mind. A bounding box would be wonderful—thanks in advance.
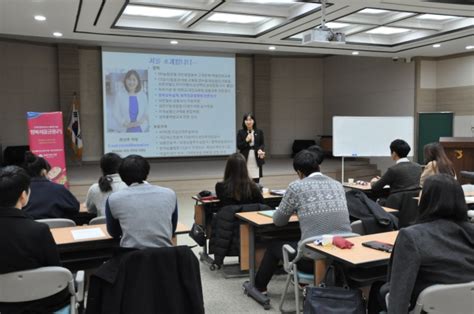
[27,112,69,187]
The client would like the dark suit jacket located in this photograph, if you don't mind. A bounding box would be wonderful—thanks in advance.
[0,207,68,313]
[237,128,265,176]
[23,177,80,219]
[387,219,474,314]
[371,161,422,194]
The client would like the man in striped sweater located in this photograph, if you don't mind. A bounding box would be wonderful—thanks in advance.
[252,148,352,294]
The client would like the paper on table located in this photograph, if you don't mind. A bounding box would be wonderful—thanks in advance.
[71,228,105,240]
[466,197,474,204]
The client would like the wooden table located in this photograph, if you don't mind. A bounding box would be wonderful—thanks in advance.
[172,222,191,245]
[52,224,118,271]
[343,182,391,200]
[343,182,373,191]
[306,231,398,267]
[52,222,191,271]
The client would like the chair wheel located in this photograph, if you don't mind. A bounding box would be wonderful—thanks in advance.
[263,303,271,310]
[210,264,216,271]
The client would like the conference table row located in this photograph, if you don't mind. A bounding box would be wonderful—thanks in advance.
[51,222,190,271]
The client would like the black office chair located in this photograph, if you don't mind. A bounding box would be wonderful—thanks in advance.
[386,190,420,228]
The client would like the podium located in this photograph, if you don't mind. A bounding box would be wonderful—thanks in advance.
[440,137,474,184]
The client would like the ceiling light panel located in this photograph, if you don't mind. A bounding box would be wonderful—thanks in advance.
[239,0,297,5]
[129,0,216,10]
[207,12,269,24]
[416,14,459,21]
[358,8,389,15]
[325,22,350,29]
[366,26,411,35]
[123,5,190,18]
[341,9,414,26]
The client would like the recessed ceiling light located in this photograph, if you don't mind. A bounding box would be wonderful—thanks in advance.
[432,44,441,48]
[268,46,276,50]
[208,12,269,24]
[466,45,474,50]
[34,15,46,21]
[53,32,63,37]
[123,5,189,18]
[170,40,178,45]
[417,14,457,21]
[366,26,410,35]
[325,22,350,29]
[359,8,389,15]
[352,51,359,55]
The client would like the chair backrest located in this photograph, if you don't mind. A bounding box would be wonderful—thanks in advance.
[36,218,76,228]
[89,216,106,225]
[412,281,474,314]
[350,220,365,235]
[0,266,73,302]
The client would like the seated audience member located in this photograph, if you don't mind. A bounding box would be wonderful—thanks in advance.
[370,139,422,198]
[22,151,79,219]
[252,149,352,294]
[106,155,178,249]
[215,152,263,207]
[381,174,474,314]
[0,166,69,313]
[420,142,456,187]
[307,144,325,165]
[85,152,126,216]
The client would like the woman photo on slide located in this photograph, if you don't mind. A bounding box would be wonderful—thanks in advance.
[113,69,149,133]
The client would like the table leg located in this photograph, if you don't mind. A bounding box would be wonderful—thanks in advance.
[249,224,255,285]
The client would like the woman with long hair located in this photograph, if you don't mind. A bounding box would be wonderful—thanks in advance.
[85,153,127,216]
[215,153,263,206]
[379,174,474,314]
[420,142,456,187]
[22,151,79,219]
[237,113,265,183]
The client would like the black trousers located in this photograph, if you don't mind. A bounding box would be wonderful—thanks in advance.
[254,240,313,290]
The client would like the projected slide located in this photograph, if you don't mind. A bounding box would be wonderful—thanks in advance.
[102,50,236,157]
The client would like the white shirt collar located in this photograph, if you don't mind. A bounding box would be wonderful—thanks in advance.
[396,157,410,164]
[308,172,323,178]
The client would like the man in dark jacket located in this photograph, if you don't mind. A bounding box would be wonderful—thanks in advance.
[0,166,69,313]
[371,139,421,203]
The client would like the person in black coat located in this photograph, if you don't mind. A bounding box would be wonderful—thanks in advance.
[215,152,263,207]
[22,151,79,219]
[0,166,69,313]
[237,113,265,182]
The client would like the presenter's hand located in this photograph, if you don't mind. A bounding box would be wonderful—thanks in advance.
[246,134,252,142]
[257,149,265,159]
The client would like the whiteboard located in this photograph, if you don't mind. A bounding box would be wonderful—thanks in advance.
[333,116,414,157]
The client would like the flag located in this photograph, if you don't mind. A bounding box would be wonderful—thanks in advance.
[67,94,83,160]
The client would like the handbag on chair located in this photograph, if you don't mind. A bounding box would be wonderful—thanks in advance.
[303,265,365,314]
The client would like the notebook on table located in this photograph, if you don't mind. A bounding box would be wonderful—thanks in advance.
[257,210,275,218]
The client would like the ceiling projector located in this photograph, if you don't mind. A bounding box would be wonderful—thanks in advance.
[302,26,346,44]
